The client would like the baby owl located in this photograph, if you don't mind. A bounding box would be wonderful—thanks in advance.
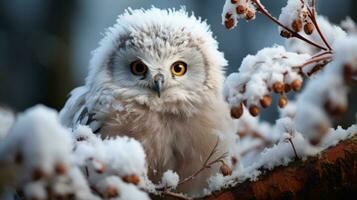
[60,8,234,195]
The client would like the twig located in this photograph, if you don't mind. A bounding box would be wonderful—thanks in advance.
[310,51,332,59]
[176,139,227,187]
[156,139,227,200]
[90,186,103,197]
[85,166,90,177]
[287,138,299,160]
[251,0,327,51]
[295,52,333,68]
[283,126,299,160]
[301,0,333,51]
[292,51,332,76]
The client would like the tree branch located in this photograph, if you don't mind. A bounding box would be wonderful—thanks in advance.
[251,0,327,51]
[301,0,333,51]
[203,135,357,200]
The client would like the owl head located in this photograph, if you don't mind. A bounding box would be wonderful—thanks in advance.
[86,8,227,115]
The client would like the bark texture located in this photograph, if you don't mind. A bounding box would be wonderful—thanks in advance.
[204,135,357,200]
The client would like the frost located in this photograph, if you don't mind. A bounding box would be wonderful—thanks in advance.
[160,170,180,189]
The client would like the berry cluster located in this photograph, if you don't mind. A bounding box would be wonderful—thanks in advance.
[223,0,257,29]
[224,46,309,119]
[279,0,315,38]
[294,36,357,145]
[0,106,149,200]
[72,125,148,198]
[0,106,95,200]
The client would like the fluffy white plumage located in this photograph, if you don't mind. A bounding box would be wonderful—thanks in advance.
[60,7,234,195]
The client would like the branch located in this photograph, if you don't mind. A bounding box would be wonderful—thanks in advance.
[296,52,333,68]
[251,0,327,51]
[203,135,357,200]
[292,51,333,76]
[177,140,227,188]
[156,139,227,199]
[300,0,333,51]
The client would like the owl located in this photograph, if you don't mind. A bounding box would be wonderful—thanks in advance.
[60,8,234,195]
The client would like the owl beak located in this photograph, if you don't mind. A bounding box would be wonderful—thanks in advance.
[153,73,164,98]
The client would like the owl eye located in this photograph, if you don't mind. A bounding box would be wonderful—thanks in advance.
[171,61,187,76]
[130,60,148,76]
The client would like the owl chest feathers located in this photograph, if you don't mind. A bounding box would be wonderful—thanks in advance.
[99,98,233,185]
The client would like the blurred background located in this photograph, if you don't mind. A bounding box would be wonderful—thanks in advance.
[0,0,356,124]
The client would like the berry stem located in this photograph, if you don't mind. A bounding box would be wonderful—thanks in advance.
[301,0,333,51]
[251,0,327,51]
[297,52,333,68]
[287,138,299,160]
[156,139,227,193]
[176,139,227,187]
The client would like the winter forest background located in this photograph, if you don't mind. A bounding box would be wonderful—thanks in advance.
[0,0,356,125]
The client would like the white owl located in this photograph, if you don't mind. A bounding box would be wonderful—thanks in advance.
[60,8,234,195]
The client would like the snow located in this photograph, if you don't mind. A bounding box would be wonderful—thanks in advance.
[340,17,357,34]
[0,105,151,200]
[204,122,357,194]
[224,45,309,110]
[279,101,297,118]
[0,105,73,175]
[4,103,352,199]
[293,35,357,142]
[0,51,356,200]
[207,173,227,192]
[333,35,357,69]
[160,170,180,189]
[221,0,257,29]
[278,0,307,32]
[24,182,47,200]
[321,125,357,148]
[1,3,357,199]
[73,126,147,181]
[210,31,357,193]
[96,176,150,200]
[286,16,347,55]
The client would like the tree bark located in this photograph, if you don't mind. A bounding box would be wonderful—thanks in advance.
[204,135,357,200]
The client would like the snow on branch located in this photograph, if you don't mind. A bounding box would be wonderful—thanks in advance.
[294,36,357,144]
[0,106,150,200]
[217,0,357,199]
[224,45,309,118]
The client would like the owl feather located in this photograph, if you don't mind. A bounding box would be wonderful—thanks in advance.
[60,7,235,195]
